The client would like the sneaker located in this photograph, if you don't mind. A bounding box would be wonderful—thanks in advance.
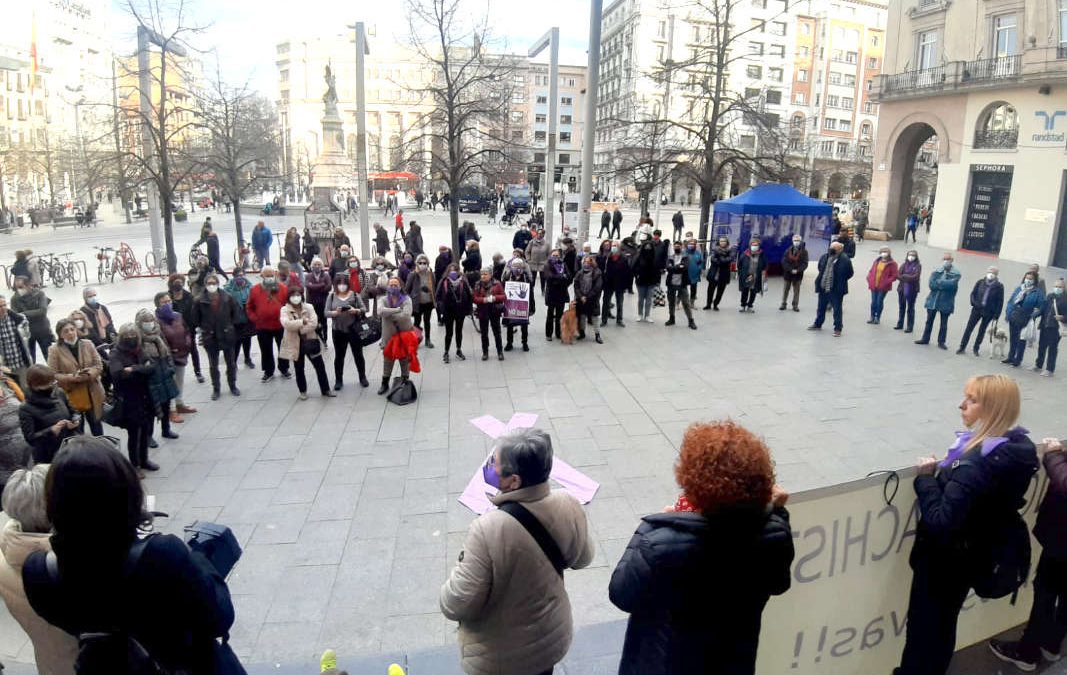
[195,373,206,384]
[989,639,1037,672]
[807,325,822,331]
[595,334,603,344]
[323,391,337,398]
[456,350,466,360]
[738,307,745,313]
[230,386,241,396]
[443,352,450,363]
[867,319,877,324]
[481,353,489,361]
[1041,647,1061,662]
[280,371,292,380]
[298,392,308,401]
[320,649,338,673]
[1041,370,1054,377]
[833,330,842,337]
[1031,365,1043,372]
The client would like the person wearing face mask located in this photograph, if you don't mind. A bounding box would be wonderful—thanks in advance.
[525,228,549,295]
[602,242,633,328]
[513,221,534,253]
[434,246,454,286]
[373,222,390,258]
[68,309,92,341]
[153,292,196,424]
[277,259,303,294]
[192,274,240,400]
[956,266,1005,357]
[107,325,158,474]
[808,241,855,337]
[915,254,962,349]
[192,222,229,279]
[368,256,396,313]
[135,308,180,443]
[632,240,660,322]
[18,365,78,464]
[779,235,809,312]
[330,244,354,279]
[502,258,535,352]
[865,247,899,325]
[304,257,333,346]
[895,251,923,333]
[462,241,483,288]
[1026,264,1047,295]
[683,239,704,301]
[406,254,437,349]
[223,268,257,369]
[574,256,605,343]
[1033,279,1067,377]
[397,252,417,285]
[561,238,579,279]
[405,221,425,257]
[326,273,369,389]
[704,237,734,311]
[665,242,698,330]
[737,239,768,313]
[436,263,473,363]
[251,220,273,267]
[280,288,334,400]
[78,287,116,347]
[1002,271,1046,367]
[10,277,52,363]
[47,319,105,436]
[167,275,205,383]
[543,249,572,338]
[474,268,507,360]
[301,226,320,268]
[378,278,416,394]
[440,428,595,675]
[246,266,291,383]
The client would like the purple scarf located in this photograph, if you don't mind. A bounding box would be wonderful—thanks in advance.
[549,258,565,275]
[939,426,1028,468]
[156,304,179,323]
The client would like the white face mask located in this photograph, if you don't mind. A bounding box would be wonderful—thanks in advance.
[205,284,219,293]
[792,240,802,247]
[74,319,85,329]
[141,322,156,333]
[986,273,996,281]
[290,296,303,306]
[907,255,917,262]
[63,335,78,346]
[337,284,349,293]
[750,245,759,252]
[880,252,889,260]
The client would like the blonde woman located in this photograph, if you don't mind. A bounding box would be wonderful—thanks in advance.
[895,375,1038,675]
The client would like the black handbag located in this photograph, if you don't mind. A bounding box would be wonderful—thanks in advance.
[386,377,417,406]
[300,337,321,358]
[102,396,124,427]
[184,521,242,579]
[356,317,382,347]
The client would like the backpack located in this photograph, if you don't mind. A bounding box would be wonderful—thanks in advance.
[957,458,1032,603]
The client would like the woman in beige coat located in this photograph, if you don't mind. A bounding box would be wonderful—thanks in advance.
[0,466,78,675]
[47,318,105,436]
[280,289,334,400]
[377,276,415,394]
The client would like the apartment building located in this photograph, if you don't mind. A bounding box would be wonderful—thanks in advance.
[516,62,587,195]
[869,0,1067,266]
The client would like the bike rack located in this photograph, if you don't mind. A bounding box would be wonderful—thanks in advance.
[0,265,9,289]
[71,261,89,286]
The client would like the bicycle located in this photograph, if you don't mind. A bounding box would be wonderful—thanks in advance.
[145,249,169,276]
[37,253,67,288]
[234,243,253,272]
[95,247,117,283]
[114,242,142,279]
[57,252,81,286]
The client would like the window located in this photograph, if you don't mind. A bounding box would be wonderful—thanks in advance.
[560,132,572,143]
[832,49,844,61]
[821,140,834,154]
[566,77,576,87]
[868,57,878,69]
[770,44,785,57]
[535,113,546,123]
[513,75,525,84]
[871,35,880,47]
[740,135,756,149]
[657,45,665,61]
[794,92,806,104]
[764,113,780,127]
[828,72,842,85]
[749,42,764,55]
[993,14,1018,56]
[836,141,849,156]
[511,130,523,141]
[534,131,546,142]
[841,97,854,109]
[826,94,840,107]
[792,113,805,128]
[1061,0,1067,48]
[814,93,821,105]
[536,95,547,104]
[918,30,938,70]
[799,46,810,57]
[860,122,872,137]
[845,51,858,63]
[560,114,572,124]
[865,79,873,91]
[747,65,763,79]
[561,96,573,105]
[844,74,856,86]
[751,19,766,32]
[824,118,837,129]
[769,67,783,82]
[839,119,851,132]
[863,101,877,113]
[534,152,546,162]
[512,91,524,104]
[765,89,782,104]
[802,23,812,36]
[692,25,701,42]
[752,0,767,7]
[511,111,524,123]
[771,22,786,36]
[745,87,761,99]
[797,69,808,82]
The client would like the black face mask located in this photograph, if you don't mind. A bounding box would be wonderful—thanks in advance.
[120,337,139,349]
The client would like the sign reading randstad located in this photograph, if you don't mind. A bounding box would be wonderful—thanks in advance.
[1033,110,1066,144]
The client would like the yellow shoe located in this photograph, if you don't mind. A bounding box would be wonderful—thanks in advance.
[320,649,338,673]
[388,665,406,675]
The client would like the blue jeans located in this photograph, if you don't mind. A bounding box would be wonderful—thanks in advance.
[636,285,654,318]
[870,290,888,320]
[1008,322,1028,364]
[814,292,843,331]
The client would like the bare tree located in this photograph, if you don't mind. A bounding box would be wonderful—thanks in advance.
[197,67,282,247]
[402,0,518,252]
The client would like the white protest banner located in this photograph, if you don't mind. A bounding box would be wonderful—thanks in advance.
[504,281,530,324]
[756,465,1048,674]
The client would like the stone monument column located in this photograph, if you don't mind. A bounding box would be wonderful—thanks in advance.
[305,64,357,260]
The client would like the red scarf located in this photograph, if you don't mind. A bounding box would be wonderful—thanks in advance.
[348,269,362,294]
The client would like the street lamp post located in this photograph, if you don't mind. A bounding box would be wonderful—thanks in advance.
[529,28,559,244]
[577,0,603,243]
[351,22,371,260]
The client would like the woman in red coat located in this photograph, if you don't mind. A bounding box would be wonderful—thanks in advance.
[866,246,899,325]
[472,268,505,361]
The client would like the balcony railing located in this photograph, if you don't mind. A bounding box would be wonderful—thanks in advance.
[880,66,946,94]
[961,55,1021,83]
[973,128,1019,150]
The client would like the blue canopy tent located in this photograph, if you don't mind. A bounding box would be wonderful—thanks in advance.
[711,184,834,270]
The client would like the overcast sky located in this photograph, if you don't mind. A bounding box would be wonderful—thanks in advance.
[111,0,593,93]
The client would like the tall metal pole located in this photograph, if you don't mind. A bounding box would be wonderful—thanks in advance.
[654,14,674,231]
[137,27,164,265]
[354,22,371,260]
[577,0,603,243]
[111,58,132,224]
[545,29,559,243]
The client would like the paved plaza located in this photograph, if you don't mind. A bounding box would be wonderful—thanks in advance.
[0,205,1065,674]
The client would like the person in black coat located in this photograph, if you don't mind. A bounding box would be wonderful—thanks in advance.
[18,364,78,464]
[704,236,734,311]
[108,324,158,473]
[895,375,1038,675]
[572,257,604,343]
[736,239,768,313]
[561,238,578,279]
[610,421,794,675]
[1034,280,1066,375]
[435,264,473,363]
[193,222,228,280]
[543,251,571,341]
[22,437,239,675]
[167,275,203,383]
[671,210,684,242]
[633,240,660,323]
[990,436,1067,668]
[462,242,483,288]
[80,287,117,347]
[190,274,239,400]
[602,245,633,327]
[10,277,53,362]
[808,241,854,336]
[957,266,1005,356]
[373,223,390,258]
[651,230,669,273]
[512,223,533,253]
[502,260,535,352]
[611,207,623,239]
[598,209,612,239]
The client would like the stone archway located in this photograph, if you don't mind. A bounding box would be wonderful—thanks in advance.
[869,111,950,237]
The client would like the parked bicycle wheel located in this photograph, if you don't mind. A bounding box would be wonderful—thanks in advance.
[67,262,81,285]
[50,262,66,288]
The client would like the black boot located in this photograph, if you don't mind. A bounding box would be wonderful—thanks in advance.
[377,376,390,395]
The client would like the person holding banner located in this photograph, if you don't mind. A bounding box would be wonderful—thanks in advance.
[895,374,1038,675]
[990,437,1067,670]
[609,421,794,675]
[502,260,534,353]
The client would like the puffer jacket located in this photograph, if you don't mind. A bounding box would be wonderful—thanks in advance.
[866,257,899,292]
[610,507,794,675]
[0,520,78,675]
[18,388,76,464]
[525,237,549,271]
[136,310,177,407]
[0,390,31,501]
[440,483,595,675]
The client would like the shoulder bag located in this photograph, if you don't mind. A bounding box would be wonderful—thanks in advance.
[498,501,565,578]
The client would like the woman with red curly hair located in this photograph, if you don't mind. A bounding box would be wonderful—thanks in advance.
[608,421,794,675]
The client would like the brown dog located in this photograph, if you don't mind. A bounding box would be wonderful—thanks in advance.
[560,301,579,344]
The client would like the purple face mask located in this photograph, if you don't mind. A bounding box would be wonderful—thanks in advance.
[482,456,501,489]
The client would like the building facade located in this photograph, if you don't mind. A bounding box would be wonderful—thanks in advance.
[594,0,886,204]
[515,62,587,195]
[869,0,1067,266]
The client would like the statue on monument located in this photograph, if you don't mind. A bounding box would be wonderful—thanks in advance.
[323,63,339,116]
